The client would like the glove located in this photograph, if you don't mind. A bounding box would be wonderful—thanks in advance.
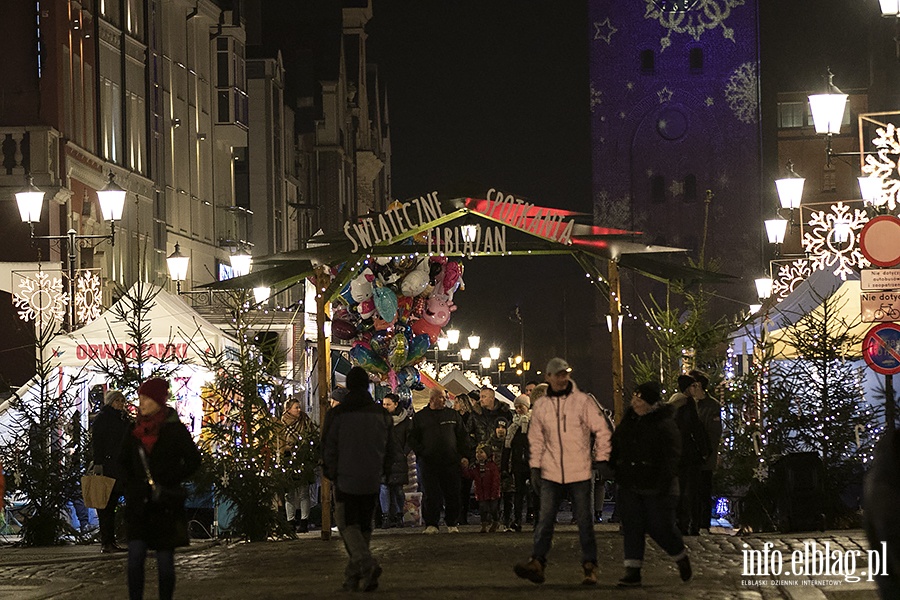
[593,461,614,482]
[93,464,104,476]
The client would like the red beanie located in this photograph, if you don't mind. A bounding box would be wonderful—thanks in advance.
[138,378,169,407]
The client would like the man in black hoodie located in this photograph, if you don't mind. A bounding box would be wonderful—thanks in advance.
[322,367,396,592]
[408,387,469,534]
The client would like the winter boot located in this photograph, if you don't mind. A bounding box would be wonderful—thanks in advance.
[677,555,693,582]
[297,519,309,533]
[582,561,598,585]
[513,557,546,584]
[617,567,642,587]
[381,513,391,529]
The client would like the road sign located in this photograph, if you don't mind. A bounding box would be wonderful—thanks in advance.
[861,291,900,322]
[861,268,900,291]
[863,323,900,375]
[859,215,900,267]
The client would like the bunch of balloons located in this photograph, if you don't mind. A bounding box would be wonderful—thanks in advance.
[333,254,464,396]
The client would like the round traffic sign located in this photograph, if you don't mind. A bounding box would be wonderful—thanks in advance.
[859,215,900,267]
[863,323,900,375]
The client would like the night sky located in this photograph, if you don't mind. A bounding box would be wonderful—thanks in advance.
[367,1,603,392]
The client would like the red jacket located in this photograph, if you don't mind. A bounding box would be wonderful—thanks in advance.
[463,459,501,501]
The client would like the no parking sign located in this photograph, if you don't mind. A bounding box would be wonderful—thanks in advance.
[863,323,900,375]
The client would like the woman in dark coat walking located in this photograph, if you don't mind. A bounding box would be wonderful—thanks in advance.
[120,378,201,600]
[91,389,131,552]
[610,381,691,587]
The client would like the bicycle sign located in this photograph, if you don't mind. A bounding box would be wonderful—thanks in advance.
[863,323,900,375]
[861,291,900,323]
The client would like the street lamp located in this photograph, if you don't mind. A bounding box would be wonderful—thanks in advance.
[480,355,491,378]
[230,248,253,278]
[166,243,190,293]
[808,69,848,165]
[755,277,774,301]
[460,347,472,362]
[488,346,501,361]
[16,173,126,329]
[880,0,900,17]
[446,328,460,345]
[468,334,481,350]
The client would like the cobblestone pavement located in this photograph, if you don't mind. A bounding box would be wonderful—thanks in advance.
[0,525,882,599]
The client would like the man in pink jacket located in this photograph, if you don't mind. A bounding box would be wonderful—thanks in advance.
[514,357,613,586]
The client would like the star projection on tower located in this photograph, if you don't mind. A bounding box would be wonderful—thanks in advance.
[644,0,743,51]
[724,62,758,124]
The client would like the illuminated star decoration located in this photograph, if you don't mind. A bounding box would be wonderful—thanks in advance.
[13,269,69,324]
[724,62,758,124]
[644,0,740,51]
[593,18,617,44]
[771,259,813,301]
[753,462,768,482]
[861,122,900,211]
[705,97,714,106]
[657,86,673,104]
[669,180,684,197]
[75,270,103,325]
[801,202,870,280]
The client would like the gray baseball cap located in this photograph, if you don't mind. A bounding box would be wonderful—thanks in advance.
[545,357,571,375]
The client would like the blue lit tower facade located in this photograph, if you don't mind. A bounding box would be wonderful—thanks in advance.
[588,1,762,304]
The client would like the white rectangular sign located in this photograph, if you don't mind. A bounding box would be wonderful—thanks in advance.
[861,269,900,291]
[861,291,900,323]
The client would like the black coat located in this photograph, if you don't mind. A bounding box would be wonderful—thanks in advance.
[670,395,710,468]
[91,403,131,484]
[120,408,201,550]
[408,406,468,466]
[386,409,412,485]
[467,401,513,449]
[322,389,396,496]
[610,403,681,495]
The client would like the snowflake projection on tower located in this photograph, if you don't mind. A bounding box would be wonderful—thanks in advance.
[75,270,103,325]
[643,0,743,51]
[724,62,758,124]
[771,259,813,302]
[13,269,69,324]
[801,202,870,280]
[861,123,900,211]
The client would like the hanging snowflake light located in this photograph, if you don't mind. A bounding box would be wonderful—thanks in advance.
[801,202,869,280]
[861,122,900,211]
[752,462,768,483]
[771,259,813,301]
[13,269,68,324]
[75,270,103,325]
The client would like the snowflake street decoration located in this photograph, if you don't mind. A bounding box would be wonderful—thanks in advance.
[753,462,768,483]
[801,202,870,280]
[13,269,69,324]
[75,270,103,324]
[724,62,758,124]
[644,0,743,51]
[861,123,900,211]
[657,86,673,104]
[771,259,813,301]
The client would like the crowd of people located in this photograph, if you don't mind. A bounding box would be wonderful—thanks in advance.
[321,358,726,590]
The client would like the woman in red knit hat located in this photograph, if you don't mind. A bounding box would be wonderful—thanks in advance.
[120,377,201,600]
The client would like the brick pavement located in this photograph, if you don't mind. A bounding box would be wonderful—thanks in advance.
[0,526,882,599]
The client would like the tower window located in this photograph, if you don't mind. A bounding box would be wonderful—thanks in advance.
[641,50,655,74]
[689,47,703,73]
[651,175,665,203]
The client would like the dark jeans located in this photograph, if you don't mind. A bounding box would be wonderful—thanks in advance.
[459,477,473,524]
[677,465,701,534]
[478,499,499,524]
[127,539,175,600]
[694,469,714,531]
[511,470,530,526]
[532,479,596,565]
[618,487,686,567]
[334,491,378,580]
[418,460,461,527]
[98,489,120,545]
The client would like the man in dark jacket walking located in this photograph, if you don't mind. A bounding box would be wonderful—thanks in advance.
[379,393,411,528]
[668,374,710,535]
[469,387,513,447]
[689,370,723,533]
[91,389,131,553]
[408,387,469,534]
[322,367,396,592]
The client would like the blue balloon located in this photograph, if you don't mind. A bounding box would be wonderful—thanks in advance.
[373,287,398,322]
[404,333,431,366]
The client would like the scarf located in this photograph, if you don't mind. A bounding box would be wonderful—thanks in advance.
[505,413,530,448]
[132,408,168,453]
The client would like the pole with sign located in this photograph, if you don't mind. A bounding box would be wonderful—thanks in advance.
[863,323,900,431]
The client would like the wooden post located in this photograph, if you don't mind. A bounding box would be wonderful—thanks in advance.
[886,374,895,433]
[316,266,333,540]
[609,259,625,424]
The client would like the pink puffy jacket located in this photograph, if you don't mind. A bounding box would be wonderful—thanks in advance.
[528,383,612,484]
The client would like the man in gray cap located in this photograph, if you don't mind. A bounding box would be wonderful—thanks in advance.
[514,358,613,586]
